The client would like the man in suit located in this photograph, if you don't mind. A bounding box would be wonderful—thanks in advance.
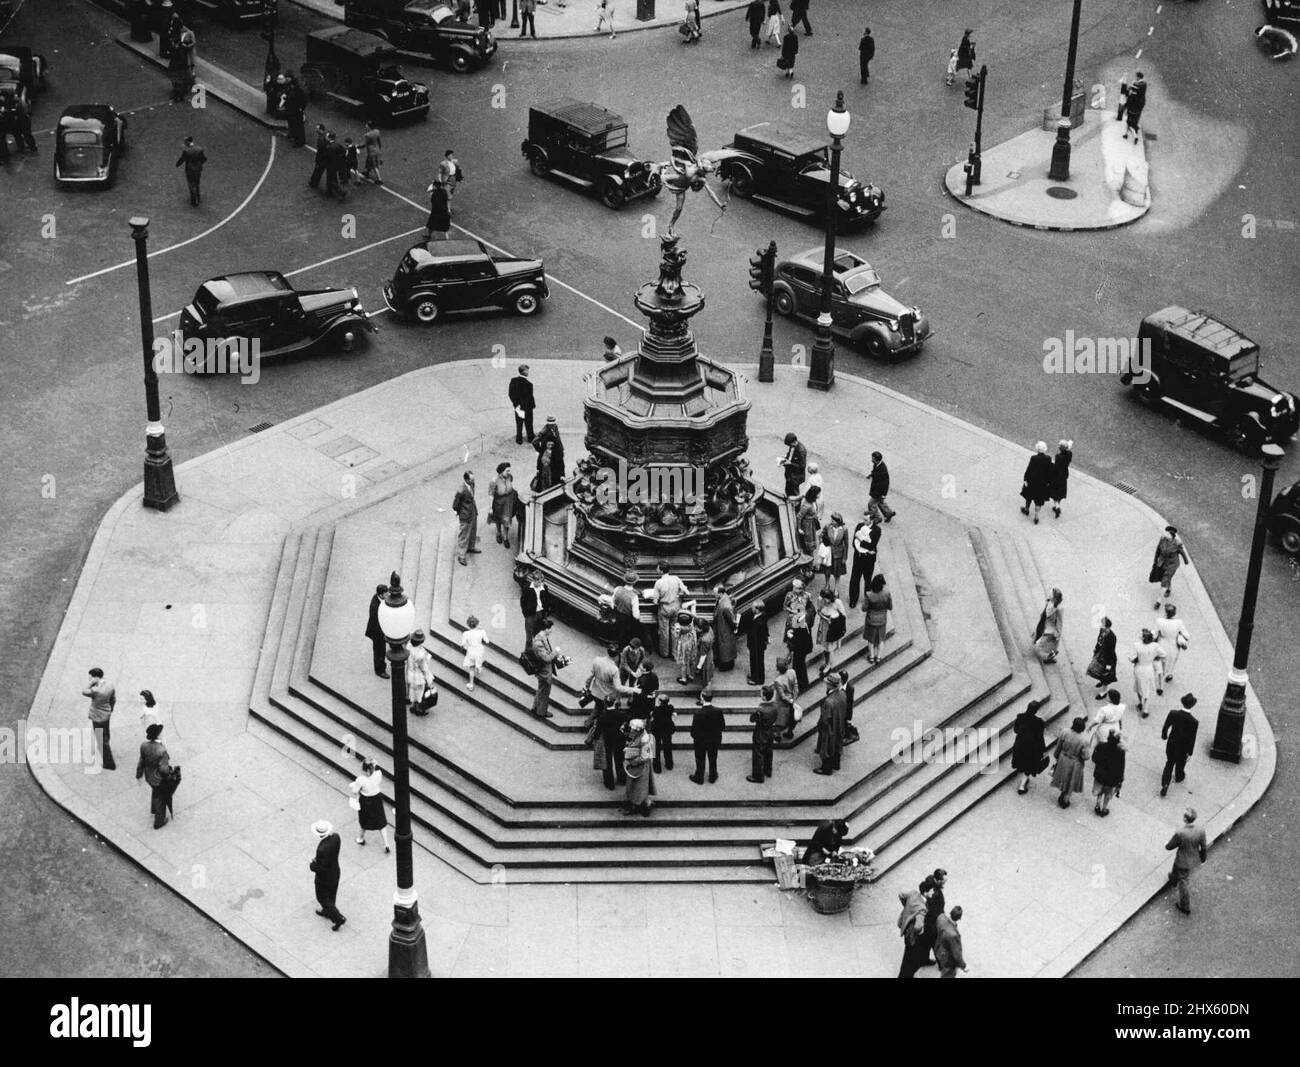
[83,667,117,771]
[520,570,547,645]
[848,509,881,608]
[814,671,847,774]
[365,583,389,677]
[934,906,967,977]
[283,76,307,147]
[324,132,347,199]
[1165,807,1208,915]
[531,617,563,719]
[452,470,480,565]
[308,124,329,187]
[779,432,807,498]
[310,820,346,930]
[175,136,206,206]
[508,364,536,444]
[746,684,779,783]
[742,602,769,685]
[689,690,725,784]
[1160,694,1199,797]
[869,451,896,522]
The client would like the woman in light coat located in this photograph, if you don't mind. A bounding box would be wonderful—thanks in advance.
[1154,603,1190,687]
[673,610,698,685]
[1130,628,1167,717]
[1033,587,1063,663]
[622,720,655,816]
[773,655,798,740]
[1050,716,1089,809]
[350,758,391,850]
[406,630,437,716]
[765,0,783,44]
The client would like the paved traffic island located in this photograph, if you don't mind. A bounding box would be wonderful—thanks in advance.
[25,353,1273,977]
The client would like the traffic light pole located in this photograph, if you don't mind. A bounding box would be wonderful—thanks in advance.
[973,65,986,184]
[758,241,775,382]
[962,66,986,196]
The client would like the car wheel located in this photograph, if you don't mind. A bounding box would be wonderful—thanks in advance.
[730,169,755,198]
[599,181,624,210]
[861,329,891,360]
[773,288,795,317]
[451,52,472,74]
[414,299,440,325]
[529,155,549,178]
[513,292,541,317]
[1228,417,1261,456]
[1280,525,1300,556]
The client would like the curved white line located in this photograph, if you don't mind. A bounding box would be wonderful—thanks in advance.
[375,182,643,330]
[66,134,278,286]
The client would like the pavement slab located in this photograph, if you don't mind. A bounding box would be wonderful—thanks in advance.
[25,359,1273,976]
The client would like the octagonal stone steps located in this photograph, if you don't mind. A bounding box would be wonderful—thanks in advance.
[248,510,1070,881]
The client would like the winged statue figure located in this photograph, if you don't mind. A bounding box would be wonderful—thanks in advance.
[656,104,746,235]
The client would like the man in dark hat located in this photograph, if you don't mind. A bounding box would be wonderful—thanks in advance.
[746,684,779,783]
[1160,694,1199,797]
[869,451,896,522]
[308,124,329,188]
[858,27,875,84]
[175,135,206,206]
[508,364,536,444]
[742,601,769,685]
[365,583,389,677]
[284,75,307,147]
[848,508,881,608]
[689,690,724,784]
[611,570,642,649]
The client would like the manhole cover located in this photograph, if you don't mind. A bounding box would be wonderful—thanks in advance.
[1046,186,1078,200]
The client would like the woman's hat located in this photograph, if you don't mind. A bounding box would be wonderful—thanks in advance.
[146,724,164,741]
[1165,525,1178,535]
[628,719,645,733]
[410,629,426,646]
[312,820,333,838]
[1060,439,1073,449]
[496,461,511,474]
[1035,441,1047,453]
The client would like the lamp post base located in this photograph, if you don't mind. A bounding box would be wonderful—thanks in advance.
[388,898,431,978]
[758,316,775,382]
[144,430,180,512]
[1209,669,1248,764]
[807,315,835,391]
[1047,119,1072,181]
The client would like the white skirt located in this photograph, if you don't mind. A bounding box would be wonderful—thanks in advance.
[463,649,486,671]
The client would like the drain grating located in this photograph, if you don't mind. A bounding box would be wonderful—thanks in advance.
[1045,186,1078,200]
[1114,481,1138,496]
[248,421,274,434]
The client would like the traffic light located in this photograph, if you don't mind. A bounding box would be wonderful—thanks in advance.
[963,73,981,110]
[748,249,767,293]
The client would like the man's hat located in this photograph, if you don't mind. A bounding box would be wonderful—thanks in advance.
[312,820,333,838]
[1181,694,1197,709]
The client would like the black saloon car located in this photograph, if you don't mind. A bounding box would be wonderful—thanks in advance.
[521,98,662,209]
[179,272,376,358]
[0,46,47,101]
[1121,306,1300,452]
[770,247,931,359]
[1270,481,1300,556]
[383,240,548,324]
[1263,0,1300,28]
[53,105,127,187]
[720,123,885,226]
[302,26,430,122]
[205,0,265,23]
[342,0,496,73]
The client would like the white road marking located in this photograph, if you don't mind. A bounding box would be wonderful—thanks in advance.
[66,134,278,286]
[373,182,643,330]
[1135,48,1143,59]
[283,227,428,278]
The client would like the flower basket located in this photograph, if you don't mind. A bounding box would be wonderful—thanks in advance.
[806,872,857,914]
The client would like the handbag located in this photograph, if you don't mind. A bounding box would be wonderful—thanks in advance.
[519,648,538,675]
[1033,609,1046,642]
[814,543,832,567]
[577,685,594,708]
[1176,633,1189,650]
[583,718,599,747]
[418,686,439,712]
[827,614,847,643]
[1147,562,1162,584]
[1085,652,1108,681]
[678,21,691,36]
[792,702,803,723]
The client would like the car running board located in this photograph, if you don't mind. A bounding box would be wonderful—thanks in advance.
[546,169,595,190]
[1158,395,1218,425]
[750,194,817,218]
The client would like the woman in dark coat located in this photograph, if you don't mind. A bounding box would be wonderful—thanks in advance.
[1050,716,1089,808]
[1050,439,1073,518]
[1087,616,1119,697]
[779,25,799,77]
[425,182,451,240]
[713,585,737,671]
[796,486,821,555]
[955,29,975,74]
[135,723,174,829]
[1011,697,1049,795]
[1091,732,1126,816]
[802,818,848,865]
[1020,440,1054,523]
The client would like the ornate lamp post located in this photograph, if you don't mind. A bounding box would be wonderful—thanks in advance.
[808,92,849,392]
[1048,0,1084,181]
[1210,443,1285,762]
[376,572,431,977]
[130,217,179,511]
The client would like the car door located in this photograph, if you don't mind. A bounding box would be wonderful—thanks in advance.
[787,265,820,315]
[768,150,800,201]
[458,258,499,308]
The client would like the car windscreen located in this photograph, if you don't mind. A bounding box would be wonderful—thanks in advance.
[62,130,100,145]
[798,150,829,171]
[194,286,223,315]
[600,128,628,150]
[843,271,880,295]
[1228,350,1260,381]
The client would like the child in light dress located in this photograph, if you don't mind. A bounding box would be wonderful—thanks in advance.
[460,615,490,691]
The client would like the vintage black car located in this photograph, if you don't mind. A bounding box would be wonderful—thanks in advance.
[53,105,127,187]
[383,240,548,324]
[342,0,496,73]
[1121,306,1300,452]
[302,26,430,122]
[770,247,930,359]
[178,272,376,358]
[0,46,48,103]
[1269,480,1300,555]
[720,123,884,226]
[521,98,662,209]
